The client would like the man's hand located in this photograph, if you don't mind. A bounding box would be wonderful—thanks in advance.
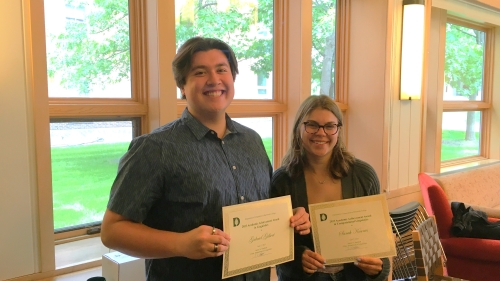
[179,225,231,259]
[291,207,311,235]
[301,249,325,274]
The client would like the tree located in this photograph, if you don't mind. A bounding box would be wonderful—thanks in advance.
[444,23,485,141]
[48,0,337,97]
[175,0,273,78]
[47,0,130,96]
[312,0,336,97]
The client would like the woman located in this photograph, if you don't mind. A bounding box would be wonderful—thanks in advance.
[271,95,390,281]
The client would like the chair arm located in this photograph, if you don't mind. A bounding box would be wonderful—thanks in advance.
[441,237,500,263]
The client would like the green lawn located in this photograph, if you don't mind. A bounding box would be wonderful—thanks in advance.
[51,132,476,229]
[441,130,479,161]
[51,142,129,229]
[51,138,273,230]
[262,137,272,162]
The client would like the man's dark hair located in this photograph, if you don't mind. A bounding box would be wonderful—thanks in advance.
[172,37,239,93]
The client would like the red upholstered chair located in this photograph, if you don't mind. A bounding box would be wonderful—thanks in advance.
[418,172,500,281]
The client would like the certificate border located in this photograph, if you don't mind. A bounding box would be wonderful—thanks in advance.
[222,196,294,279]
[309,194,396,265]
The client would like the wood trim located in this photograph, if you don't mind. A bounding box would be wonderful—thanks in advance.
[420,0,433,172]
[423,8,447,173]
[335,0,350,147]
[475,0,500,10]
[49,104,148,117]
[336,0,350,104]
[7,261,102,281]
[176,100,287,116]
[447,15,494,30]
[273,0,287,166]
[442,101,491,110]
[129,0,148,106]
[481,25,494,158]
[385,184,424,211]
[26,0,56,272]
[273,0,286,106]
[441,155,489,168]
[385,184,421,199]
[434,9,447,172]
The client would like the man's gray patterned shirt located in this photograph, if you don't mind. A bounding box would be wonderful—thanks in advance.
[107,108,272,281]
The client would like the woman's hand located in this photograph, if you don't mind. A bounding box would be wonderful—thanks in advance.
[301,249,325,274]
[354,256,383,276]
[290,207,311,235]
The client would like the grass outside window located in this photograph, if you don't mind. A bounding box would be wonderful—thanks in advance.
[52,138,273,229]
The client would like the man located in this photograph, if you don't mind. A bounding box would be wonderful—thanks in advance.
[101,37,310,281]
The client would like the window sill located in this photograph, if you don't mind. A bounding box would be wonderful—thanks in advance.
[440,158,500,174]
[55,236,110,269]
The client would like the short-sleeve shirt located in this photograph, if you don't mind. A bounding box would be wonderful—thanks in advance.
[107,108,273,281]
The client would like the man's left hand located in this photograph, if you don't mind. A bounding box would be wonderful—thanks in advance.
[290,207,311,235]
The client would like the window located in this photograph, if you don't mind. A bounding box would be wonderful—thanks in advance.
[173,0,280,164]
[31,0,343,273]
[441,20,492,164]
[174,0,274,100]
[50,120,136,232]
[257,74,268,95]
[44,0,146,246]
[311,0,336,98]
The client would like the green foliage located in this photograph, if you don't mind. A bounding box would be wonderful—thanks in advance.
[444,23,484,98]
[47,0,130,95]
[311,0,336,96]
[175,0,274,77]
[48,0,337,95]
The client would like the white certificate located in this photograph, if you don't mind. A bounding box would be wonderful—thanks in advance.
[309,194,396,265]
[221,196,294,279]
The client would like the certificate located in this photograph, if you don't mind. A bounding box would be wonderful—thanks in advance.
[221,196,294,279]
[309,194,396,265]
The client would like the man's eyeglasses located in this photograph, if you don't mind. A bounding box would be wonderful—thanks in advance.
[303,121,341,135]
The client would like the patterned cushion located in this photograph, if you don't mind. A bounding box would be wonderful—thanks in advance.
[435,163,500,210]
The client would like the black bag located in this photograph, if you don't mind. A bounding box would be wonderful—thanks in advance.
[451,201,500,240]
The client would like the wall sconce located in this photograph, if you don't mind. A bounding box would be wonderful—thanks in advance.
[400,0,425,100]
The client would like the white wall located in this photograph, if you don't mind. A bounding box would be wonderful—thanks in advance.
[0,0,38,279]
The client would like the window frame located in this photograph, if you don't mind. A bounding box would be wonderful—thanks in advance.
[44,1,149,241]
[441,17,494,168]
[424,8,495,173]
[30,0,347,275]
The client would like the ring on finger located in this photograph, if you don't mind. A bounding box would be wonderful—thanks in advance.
[213,244,218,252]
[212,226,216,235]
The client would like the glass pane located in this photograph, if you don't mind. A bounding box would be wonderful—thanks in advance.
[444,23,485,101]
[50,120,134,231]
[441,111,481,161]
[44,0,131,98]
[231,117,273,165]
[175,0,273,99]
[311,0,336,98]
